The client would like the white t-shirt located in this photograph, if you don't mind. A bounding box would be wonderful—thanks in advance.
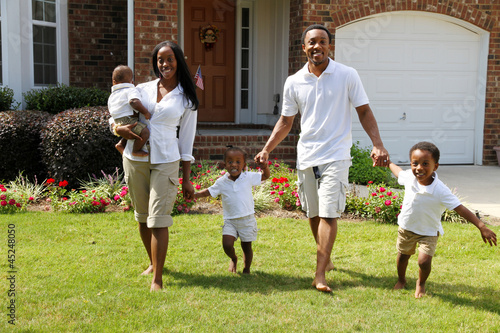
[107,83,142,119]
[208,171,263,219]
[397,170,461,236]
[122,79,198,164]
[281,59,369,170]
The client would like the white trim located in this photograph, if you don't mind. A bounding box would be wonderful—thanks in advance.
[0,0,8,87]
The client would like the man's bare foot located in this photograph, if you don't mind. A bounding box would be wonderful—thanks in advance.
[393,280,406,290]
[141,265,153,275]
[228,258,237,273]
[415,280,426,298]
[150,282,162,292]
[326,260,335,271]
[312,278,332,293]
[132,150,149,157]
[242,267,250,274]
[115,144,125,155]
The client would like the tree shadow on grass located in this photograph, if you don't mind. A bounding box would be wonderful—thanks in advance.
[337,268,500,315]
[167,270,327,295]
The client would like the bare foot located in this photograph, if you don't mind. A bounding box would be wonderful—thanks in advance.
[150,282,162,292]
[393,280,406,290]
[141,265,153,275]
[242,267,250,274]
[228,258,237,273]
[415,280,426,298]
[132,150,149,157]
[326,260,335,271]
[312,278,332,293]
[115,144,125,155]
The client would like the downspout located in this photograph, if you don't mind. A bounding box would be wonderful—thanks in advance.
[127,0,134,72]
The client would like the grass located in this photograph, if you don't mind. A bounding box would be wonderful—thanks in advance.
[1,212,499,332]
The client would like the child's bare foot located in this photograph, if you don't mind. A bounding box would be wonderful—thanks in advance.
[141,265,153,275]
[115,143,125,155]
[326,260,335,271]
[415,280,426,298]
[132,150,149,157]
[150,282,162,292]
[312,278,332,293]
[228,258,237,273]
[393,280,406,290]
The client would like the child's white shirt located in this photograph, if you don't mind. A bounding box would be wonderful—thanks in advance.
[108,83,142,119]
[208,171,263,220]
[397,169,461,236]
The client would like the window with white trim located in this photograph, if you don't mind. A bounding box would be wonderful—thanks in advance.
[32,0,57,85]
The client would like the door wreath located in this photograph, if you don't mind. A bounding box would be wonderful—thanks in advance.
[199,24,219,50]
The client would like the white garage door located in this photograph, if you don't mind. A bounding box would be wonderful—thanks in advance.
[335,12,485,164]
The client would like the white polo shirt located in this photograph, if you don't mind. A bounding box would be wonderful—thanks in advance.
[208,171,263,220]
[281,59,370,170]
[108,83,142,119]
[122,79,198,164]
[397,170,461,236]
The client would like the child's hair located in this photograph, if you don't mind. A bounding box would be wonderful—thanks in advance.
[224,146,247,162]
[409,141,440,163]
[112,65,133,83]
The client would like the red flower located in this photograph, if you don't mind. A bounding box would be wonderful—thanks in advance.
[379,187,386,193]
[46,178,55,184]
[0,200,6,206]
[384,200,392,206]
[368,181,373,184]
[8,199,16,205]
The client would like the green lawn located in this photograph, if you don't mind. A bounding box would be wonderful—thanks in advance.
[1,212,499,332]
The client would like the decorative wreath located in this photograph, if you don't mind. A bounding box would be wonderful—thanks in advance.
[199,24,219,50]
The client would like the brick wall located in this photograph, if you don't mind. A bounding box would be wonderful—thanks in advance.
[289,0,500,165]
[68,0,128,91]
[133,0,179,84]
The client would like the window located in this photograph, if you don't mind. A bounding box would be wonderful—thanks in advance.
[32,0,57,85]
[240,7,250,109]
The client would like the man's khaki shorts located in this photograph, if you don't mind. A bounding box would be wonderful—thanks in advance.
[397,227,439,257]
[296,160,351,219]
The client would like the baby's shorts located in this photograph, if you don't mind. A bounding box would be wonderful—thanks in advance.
[296,160,351,219]
[222,214,258,242]
[115,115,147,136]
[397,227,439,257]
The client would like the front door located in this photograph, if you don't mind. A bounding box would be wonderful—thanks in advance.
[184,0,236,122]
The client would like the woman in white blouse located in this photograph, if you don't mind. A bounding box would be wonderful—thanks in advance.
[116,41,198,291]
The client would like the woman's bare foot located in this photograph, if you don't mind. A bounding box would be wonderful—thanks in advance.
[228,258,237,273]
[312,278,332,293]
[326,260,335,271]
[132,150,149,157]
[141,265,153,275]
[415,280,426,298]
[393,280,406,290]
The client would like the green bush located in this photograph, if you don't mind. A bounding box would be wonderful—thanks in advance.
[0,86,17,111]
[23,84,110,114]
[349,142,395,186]
[0,110,53,182]
[40,106,122,188]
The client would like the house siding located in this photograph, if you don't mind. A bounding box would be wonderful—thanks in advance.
[68,0,128,91]
[288,0,500,164]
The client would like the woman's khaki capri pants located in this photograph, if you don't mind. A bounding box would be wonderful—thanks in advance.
[123,156,179,228]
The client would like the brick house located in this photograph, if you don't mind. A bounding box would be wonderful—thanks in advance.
[3,0,499,165]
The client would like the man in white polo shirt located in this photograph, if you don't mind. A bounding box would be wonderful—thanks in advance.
[255,24,389,293]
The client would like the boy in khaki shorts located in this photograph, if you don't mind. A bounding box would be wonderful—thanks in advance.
[388,142,497,298]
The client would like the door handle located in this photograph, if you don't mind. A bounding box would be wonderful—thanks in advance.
[400,112,406,120]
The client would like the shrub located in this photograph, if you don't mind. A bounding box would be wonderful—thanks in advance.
[23,84,109,114]
[0,86,18,111]
[349,142,395,186]
[0,110,53,182]
[40,106,122,188]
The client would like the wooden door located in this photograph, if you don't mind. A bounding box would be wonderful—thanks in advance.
[184,0,236,122]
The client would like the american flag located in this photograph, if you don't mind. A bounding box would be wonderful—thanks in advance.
[194,65,204,90]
